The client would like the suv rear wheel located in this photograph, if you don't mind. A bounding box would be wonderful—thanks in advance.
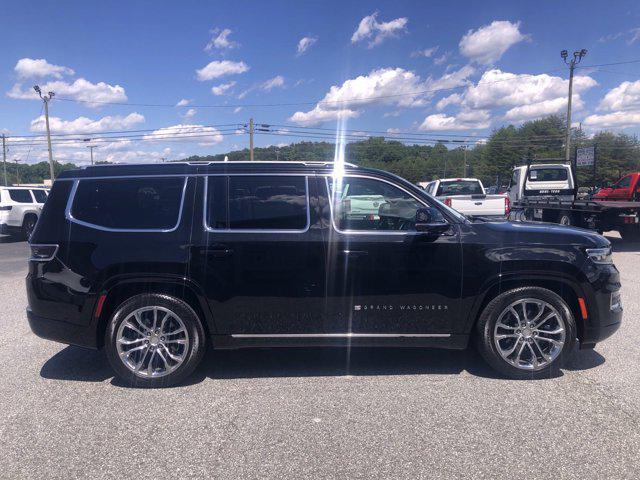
[105,293,206,388]
[475,287,576,379]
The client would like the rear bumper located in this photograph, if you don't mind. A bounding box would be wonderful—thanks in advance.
[27,308,98,349]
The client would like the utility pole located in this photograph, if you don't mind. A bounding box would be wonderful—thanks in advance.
[14,159,20,186]
[463,146,468,177]
[561,49,587,164]
[34,86,56,182]
[249,118,254,161]
[2,134,7,186]
[86,145,98,165]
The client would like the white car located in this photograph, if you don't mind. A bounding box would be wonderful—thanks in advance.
[0,186,49,239]
[422,178,509,219]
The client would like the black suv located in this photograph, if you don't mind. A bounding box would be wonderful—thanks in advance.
[26,161,622,387]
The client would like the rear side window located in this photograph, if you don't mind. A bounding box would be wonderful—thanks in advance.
[71,177,185,230]
[436,180,483,196]
[528,168,568,182]
[8,189,33,203]
[206,176,308,230]
[32,190,47,203]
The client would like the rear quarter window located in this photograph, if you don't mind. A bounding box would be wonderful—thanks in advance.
[32,190,48,203]
[71,177,185,230]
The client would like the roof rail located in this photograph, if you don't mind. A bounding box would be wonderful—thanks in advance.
[184,160,358,167]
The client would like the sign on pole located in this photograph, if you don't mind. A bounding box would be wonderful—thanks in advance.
[576,146,595,167]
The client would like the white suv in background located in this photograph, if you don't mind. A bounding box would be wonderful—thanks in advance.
[0,186,49,239]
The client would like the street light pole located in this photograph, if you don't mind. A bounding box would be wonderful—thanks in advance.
[33,86,56,182]
[249,118,254,161]
[561,49,587,164]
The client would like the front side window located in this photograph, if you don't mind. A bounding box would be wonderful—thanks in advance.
[615,176,632,188]
[328,177,424,231]
[8,189,33,203]
[32,190,47,203]
[206,175,308,230]
[71,177,184,230]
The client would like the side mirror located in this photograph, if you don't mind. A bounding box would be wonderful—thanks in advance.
[415,207,449,234]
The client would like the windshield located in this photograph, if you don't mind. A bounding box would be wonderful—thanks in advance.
[436,180,483,196]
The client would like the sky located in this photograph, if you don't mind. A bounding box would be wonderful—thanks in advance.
[1,0,640,165]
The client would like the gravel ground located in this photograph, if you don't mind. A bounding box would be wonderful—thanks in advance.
[0,234,639,479]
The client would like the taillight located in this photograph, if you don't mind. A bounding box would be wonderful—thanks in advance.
[444,198,452,207]
[29,244,58,261]
[0,206,12,211]
[504,196,510,216]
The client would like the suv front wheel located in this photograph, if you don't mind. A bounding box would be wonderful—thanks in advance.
[475,287,577,379]
[105,293,206,388]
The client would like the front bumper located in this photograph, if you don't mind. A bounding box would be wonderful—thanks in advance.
[27,309,98,349]
[581,262,623,347]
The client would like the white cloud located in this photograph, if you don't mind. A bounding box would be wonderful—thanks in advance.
[176,98,191,107]
[261,75,285,91]
[462,69,596,112]
[599,28,640,45]
[436,93,462,110]
[583,111,640,129]
[598,80,640,111]
[386,128,401,134]
[433,52,451,66]
[351,12,408,48]
[30,112,144,134]
[289,66,475,126]
[14,58,75,79]
[420,110,491,131]
[289,106,360,126]
[196,60,249,80]
[143,124,224,146]
[182,108,197,119]
[233,107,242,114]
[459,20,529,65]
[205,28,240,51]
[411,46,439,58]
[503,97,580,122]
[297,36,318,56]
[7,78,127,106]
[211,81,236,95]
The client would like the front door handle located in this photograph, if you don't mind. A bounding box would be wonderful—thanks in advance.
[200,246,234,257]
[341,249,368,257]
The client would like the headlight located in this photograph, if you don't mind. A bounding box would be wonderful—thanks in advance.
[586,246,613,264]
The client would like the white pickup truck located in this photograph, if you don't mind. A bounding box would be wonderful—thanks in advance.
[421,178,509,219]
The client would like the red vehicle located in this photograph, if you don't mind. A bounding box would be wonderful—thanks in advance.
[593,173,640,201]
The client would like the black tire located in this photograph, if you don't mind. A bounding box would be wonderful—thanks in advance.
[620,227,640,242]
[557,211,573,227]
[474,287,577,379]
[105,293,206,388]
[22,215,37,240]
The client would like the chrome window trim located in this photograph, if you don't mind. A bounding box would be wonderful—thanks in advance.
[322,174,445,236]
[203,174,311,234]
[231,333,451,338]
[65,177,189,233]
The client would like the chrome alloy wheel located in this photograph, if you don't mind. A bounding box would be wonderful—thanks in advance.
[116,306,190,378]
[493,298,566,371]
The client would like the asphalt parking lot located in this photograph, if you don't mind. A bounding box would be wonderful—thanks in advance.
[1,234,639,479]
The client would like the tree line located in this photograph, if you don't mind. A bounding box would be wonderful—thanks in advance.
[4,115,640,188]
